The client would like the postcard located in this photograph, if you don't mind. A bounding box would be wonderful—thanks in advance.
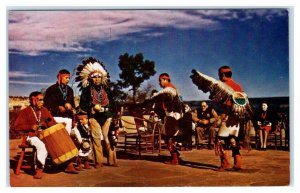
[8,8,290,187]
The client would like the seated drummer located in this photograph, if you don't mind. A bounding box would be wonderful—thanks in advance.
[14,91,80,179]
[14,91,57,179]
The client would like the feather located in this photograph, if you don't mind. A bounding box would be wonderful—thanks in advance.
[190,69,251,118]
[75,58,110,89]
[75,77,82,82]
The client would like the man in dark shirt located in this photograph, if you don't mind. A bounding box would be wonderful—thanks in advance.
[192,101,218,149]
[44,69,75,134]
[43,69,79,174]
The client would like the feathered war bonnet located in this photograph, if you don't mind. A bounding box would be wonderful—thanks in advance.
[75,57,110,90]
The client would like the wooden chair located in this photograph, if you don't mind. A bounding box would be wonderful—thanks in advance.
[134,117,158,156]
[268,127,288,150]
[120,116,139,153]
[193,125,216,149]
[15,135,36,175]
[120,116,162,158]
[143,115,167,153]
[254,127,283,150]
[277,118,289,150]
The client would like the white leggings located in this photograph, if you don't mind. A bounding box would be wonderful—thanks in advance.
[26,136,48,166]
[218,122,240,137]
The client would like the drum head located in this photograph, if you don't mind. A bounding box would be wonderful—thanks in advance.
[232,92,247,106]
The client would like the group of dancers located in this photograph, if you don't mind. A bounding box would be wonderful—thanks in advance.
[14,56,255,179]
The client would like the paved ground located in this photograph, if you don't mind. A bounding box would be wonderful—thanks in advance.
[8,138,290,187]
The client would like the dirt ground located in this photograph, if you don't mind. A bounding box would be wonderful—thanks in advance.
[8,137,290,187]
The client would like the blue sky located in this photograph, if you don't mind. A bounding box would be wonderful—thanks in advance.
[8,9,289,101]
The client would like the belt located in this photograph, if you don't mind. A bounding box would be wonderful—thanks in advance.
[99,107,109,112]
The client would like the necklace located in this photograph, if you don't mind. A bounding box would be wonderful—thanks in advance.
[91,86,103,103]
[59,85,68,101]
[30,106,41,124]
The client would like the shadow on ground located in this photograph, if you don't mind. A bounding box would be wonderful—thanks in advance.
[116,150,219,170]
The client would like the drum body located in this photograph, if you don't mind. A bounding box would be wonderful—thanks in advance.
[39,123,78,165]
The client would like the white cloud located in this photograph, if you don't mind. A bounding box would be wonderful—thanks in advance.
[8,9,287,56]
[143,32,164,37]
[194,9,287,21]
[9,71,48,78]
[8,10,219,56]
